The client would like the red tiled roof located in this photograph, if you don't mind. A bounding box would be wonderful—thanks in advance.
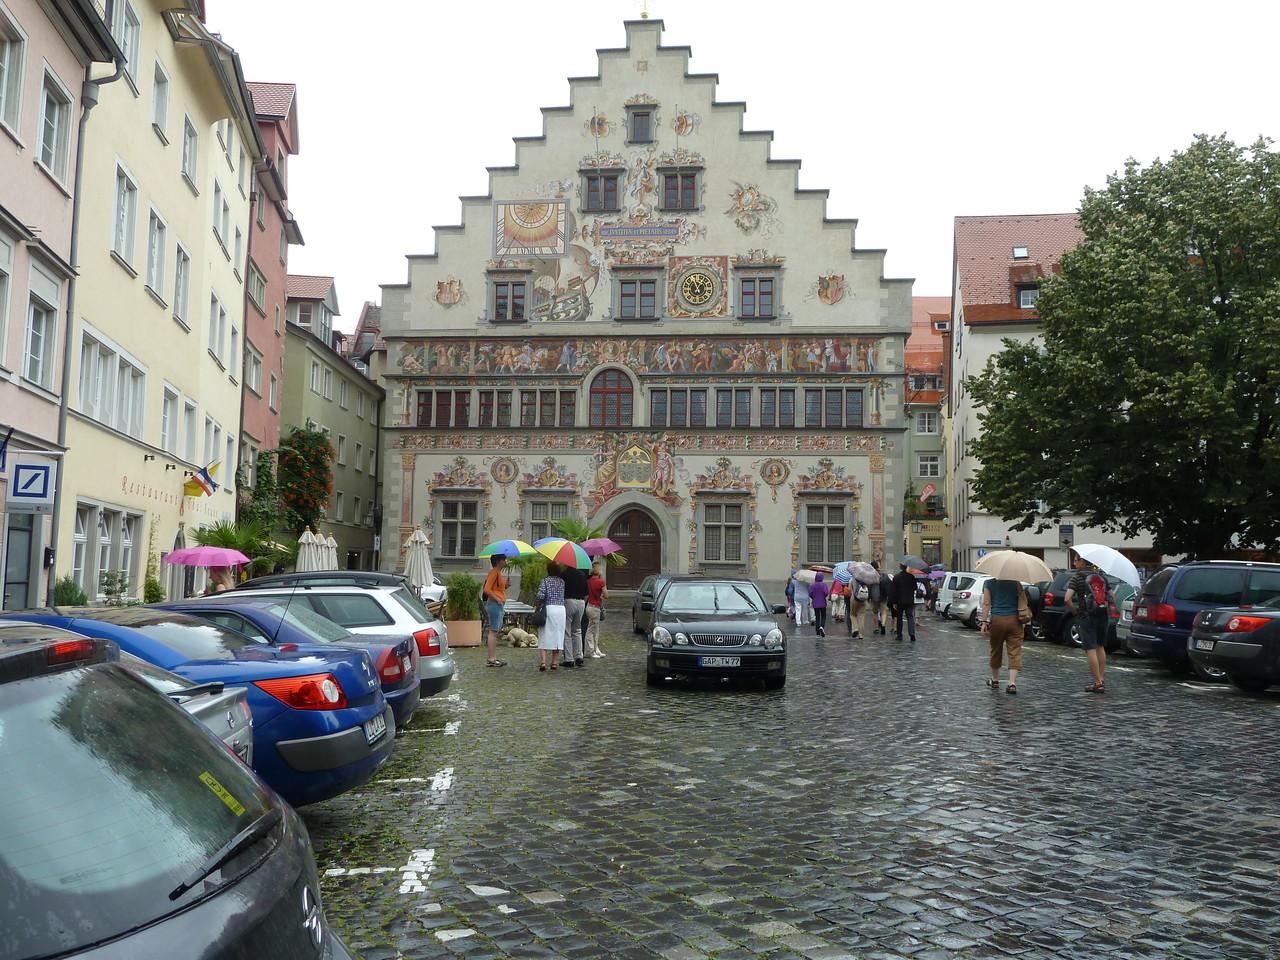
[247,82,295,118]
[954,214,1083,323]
[907,296,948,369]
[287,275,333,300]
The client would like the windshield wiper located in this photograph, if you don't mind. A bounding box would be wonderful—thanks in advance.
[169,807,282,900]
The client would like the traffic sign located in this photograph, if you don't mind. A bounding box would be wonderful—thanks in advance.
[1059,524,1074,547]
[7,460,57,514]
[976,548,988,558]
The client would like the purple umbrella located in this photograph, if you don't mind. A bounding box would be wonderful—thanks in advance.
[164,545,251,567]
[579,537,622,557]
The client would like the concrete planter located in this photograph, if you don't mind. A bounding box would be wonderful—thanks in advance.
[446,619,483,647]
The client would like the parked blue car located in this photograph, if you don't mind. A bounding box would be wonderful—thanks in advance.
[160,596,421,730]
[2,607,395,807]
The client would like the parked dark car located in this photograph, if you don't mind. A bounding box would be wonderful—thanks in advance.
[1129,561,1280,680]
[2,607,395,807]
[631,574,673,634]
[162,595,422,729]
[237,568,447,604]
[0,622,355,959]
[1188,599,1280,692]
[1034,570,1129,651]
[644,575,788,689]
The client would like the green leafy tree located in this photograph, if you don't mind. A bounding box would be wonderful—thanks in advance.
[275,427,335,536]
[966,134,1280,557]
[193,519,291,579]
[237,451,281,530]
[550,516,627,567]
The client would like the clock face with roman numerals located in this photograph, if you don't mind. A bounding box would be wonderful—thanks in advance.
[681,270,715,305]
[671,261,726,317]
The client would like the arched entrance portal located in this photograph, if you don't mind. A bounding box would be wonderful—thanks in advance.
[607,510,661,588]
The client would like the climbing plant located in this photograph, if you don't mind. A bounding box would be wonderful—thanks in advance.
[275,427,335,536]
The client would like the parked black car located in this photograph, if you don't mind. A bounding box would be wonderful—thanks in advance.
[1129,560,1280,680]
[644,575,788,689]
[631,574,672,634]
[1188,599,1280,692]
[0,621,355,959]
[1034,570,1128,651]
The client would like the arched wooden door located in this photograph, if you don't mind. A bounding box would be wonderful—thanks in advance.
[608,510,661,588]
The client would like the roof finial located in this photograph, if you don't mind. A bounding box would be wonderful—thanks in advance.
[641,0,650,18]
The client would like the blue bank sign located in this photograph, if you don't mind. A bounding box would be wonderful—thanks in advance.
[7,460,57,514]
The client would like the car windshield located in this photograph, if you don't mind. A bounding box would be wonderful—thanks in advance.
[659,582,766,614]
[0,664,273,956]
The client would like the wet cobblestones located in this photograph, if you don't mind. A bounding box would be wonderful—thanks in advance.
[302,605,1280,959]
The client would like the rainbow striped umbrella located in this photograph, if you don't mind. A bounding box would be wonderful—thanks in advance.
[533,538,591,570]
[478,539,536,558]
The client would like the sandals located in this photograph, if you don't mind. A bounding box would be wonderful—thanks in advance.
[486,659,507,667]
[539,664,547,672]
[1006,684,1017,695]
[985,678,1000,689]
[1084,681,1105,693]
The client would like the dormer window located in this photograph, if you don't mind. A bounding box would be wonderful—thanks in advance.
[625,101,658,143]
[1017,284,1040,309]
[1012,245,1030,259]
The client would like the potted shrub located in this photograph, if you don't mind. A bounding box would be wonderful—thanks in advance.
[442,571,484,647]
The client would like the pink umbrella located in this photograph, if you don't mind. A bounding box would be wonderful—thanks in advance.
[579,537,622,557]
[164,545,251,567]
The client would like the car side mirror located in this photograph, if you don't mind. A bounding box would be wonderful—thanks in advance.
[772,603,787,614]
[641,601,654,611]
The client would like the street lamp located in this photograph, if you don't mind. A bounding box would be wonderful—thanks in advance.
[1004,535,1011,548]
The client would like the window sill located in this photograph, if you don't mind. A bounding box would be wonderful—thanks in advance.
[657,206,702,215]
[152,123,169,146]
[207,348,225,371]
[172,313,190,331]
[145,284,168,309]
[34,158,73,198]
[182,172,199,197]
[110,250,138,278]
[582,207,622,216]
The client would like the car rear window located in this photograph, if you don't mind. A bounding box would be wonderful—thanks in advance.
[949,576,975,591]
[0,664,274,956]
[1173,568,1246,605]
[306,593,395,629]
[1139,566,1175,602]
[388,586,434,623]
[1244,569,1280,606]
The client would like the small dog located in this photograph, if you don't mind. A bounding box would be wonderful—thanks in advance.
[506,626,539,648]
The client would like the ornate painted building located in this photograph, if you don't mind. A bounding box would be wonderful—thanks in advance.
[378,19,913,592]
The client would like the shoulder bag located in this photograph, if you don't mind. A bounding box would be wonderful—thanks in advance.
[529,600,547,627]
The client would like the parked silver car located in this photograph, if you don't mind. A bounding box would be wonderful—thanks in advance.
[937,572,982,619]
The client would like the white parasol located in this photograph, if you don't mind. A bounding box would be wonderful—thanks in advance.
[402,526,434,592]
[295,526,324,572]
[1072,543,1141,587]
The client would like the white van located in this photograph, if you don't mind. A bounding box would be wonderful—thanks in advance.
[938,572,983,619]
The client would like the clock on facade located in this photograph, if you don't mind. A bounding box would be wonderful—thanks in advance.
[675,266,722,314]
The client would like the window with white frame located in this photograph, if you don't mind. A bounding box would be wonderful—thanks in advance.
[240,441,258,487]
[0,233,11,367]
[237,145,247,194]
[354,442,363,472]
[208,293,226,361]
[702,501,745,563]
[172,243,191,324]
[24,262,60,390]
[333,491,344,523]
[915,410,940,435]
[111,0,140,85]
[0,10,25,133]
[161,387,178,453]
[78,331,145,433]
[233,227,243,274]
[112,165,138,264]
[309,360,319,393]
[1017,284,1040,309]
[354,496,362,526]
[322,368,332,399]
[247,263,266,311]
[917,454,941,478]
[225,436,235,481]
[338,379,348,409]
[203,416,221,468]
[438,500,479,557]
[336,435,347,464]
[72,507,89,592]
[182,401,196,461]
[269,372,278,411]
[367,450,375,474]
[803,502,847,566]
[181,116,198,185]
[39,72,73,182]
[356,392,365,418]
[528,500,569,542]
[151,60,169,138]
[228,325,238,381]
[145,209,167,296]
[245,346,262,394]
[212,181,226,245]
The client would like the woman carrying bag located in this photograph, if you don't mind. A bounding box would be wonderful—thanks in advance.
[980,578,1031,694]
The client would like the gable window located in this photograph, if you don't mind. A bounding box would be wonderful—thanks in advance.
[1017,284,1040,309]
[439,500,479,558]
[589,369,634,427]
[492,280,526,321]
[803,388,862,428]
[804,503,847,565]
[660,170,699,211]
[702,502,745,563]
[760,387,795,428]
[619,278,657,319]
[0,12,25,133]
[626,107,653,143]
[736,271,779,319]
[915,410,940,435]
[583,171,621,212]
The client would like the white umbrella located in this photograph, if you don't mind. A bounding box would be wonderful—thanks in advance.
[975,550,1054,583]
[295,526,324,573]
[323,533,339,571]
[1073,543,1141,587]
[403,526,434,592]
[792,569,818,585]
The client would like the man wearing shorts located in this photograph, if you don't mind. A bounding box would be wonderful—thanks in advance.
[1065,552,1111,692]
[482,555,510,667]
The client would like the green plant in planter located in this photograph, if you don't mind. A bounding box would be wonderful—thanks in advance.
[53,574,88,606]
[442,571,483,621]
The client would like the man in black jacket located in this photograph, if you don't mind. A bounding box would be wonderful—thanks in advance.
[889,561,918,642]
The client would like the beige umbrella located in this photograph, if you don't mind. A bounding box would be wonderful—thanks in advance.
[322,532,339,571]
[402,526,434,592]
[295,526,324,573]
[975,550,1053,583]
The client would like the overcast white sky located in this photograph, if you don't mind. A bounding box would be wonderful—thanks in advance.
[207,0,1276,331]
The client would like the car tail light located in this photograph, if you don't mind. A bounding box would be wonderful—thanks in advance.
[1045,590,1057,606]
[46,639,98,665]
[1136,602,1175,623]
[956,590,972,599]
[1225,615,1271,633]
[414,627,441,657]
[375,649,405,682]
[254,673,348,709]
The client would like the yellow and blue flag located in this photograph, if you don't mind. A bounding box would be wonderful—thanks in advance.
[183,462,220,497]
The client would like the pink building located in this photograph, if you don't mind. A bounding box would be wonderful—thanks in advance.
[240,81,302,493]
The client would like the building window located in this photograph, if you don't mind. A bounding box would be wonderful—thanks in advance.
[478,389,513,427]
[38,72,72,182]
[619,278,658,319]
[72,507,89,592]
[79,333,145,433]
[804,503,846,565]
[356,392,365,418]
[228,325,238,381]
[1012,245,1030,259]
[24,294,56,389]
[918,454,941,478]
[736,275,777,319]
[213,181,229,247]
[702,502,744,563]
[915,411,939,435]
[268,373,278,411]
[173,243,191,324]
[237,146,248,194]
[583,172,621,212]
[416,390,472,427]
[322,368,332,399]
[760,388,796,428]
[112,165,138,263]
[181,116,198,186]
[336,435,347,464]
[559,391,575,426]
[111,0,140,84]
[492,280,526,321]
[161,387,178,453]
[151,60,169,138]
[0,233,12,366]
[515,391,569,428]
[233,227,243,273]
[145,209,167,295]
[1018,285,1040,309]
[338,380,348,409]
[660,171,698,211]
[649,387,707,428]
[627,107,653,143]
[803,388,862,428]
[439,500,479,557]
[245,348,262,394]
[354,442,363,472]
[0,11,25,133]
[333,491,344,523]
[247,263,266,311]
[714,388,751,428]
[589,369,633,427]
[309,360,319,393]
[908,373,943,391]
[182,401,196,461]
[529,501,569,542]
[208,294,226,362]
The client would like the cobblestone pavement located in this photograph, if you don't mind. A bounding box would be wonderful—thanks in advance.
[302,603,1280,960]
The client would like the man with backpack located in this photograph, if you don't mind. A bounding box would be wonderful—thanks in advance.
[868,561,891,636]
[1065,552,1114,693]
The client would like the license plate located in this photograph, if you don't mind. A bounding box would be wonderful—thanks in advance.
[363,712,387,744]
[1193,638,1215,651]
[700,656,741,667]
[401,654,413,674]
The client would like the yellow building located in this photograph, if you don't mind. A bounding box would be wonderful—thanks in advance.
[57,3,261,600]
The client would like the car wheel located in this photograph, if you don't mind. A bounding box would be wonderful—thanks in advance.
[1066,620,1084,647]
[646,662,663,686]
[965,609,980,630]
[1190,660,1227,683]
[632,609,643,634]
[1229,675,1272,693]
[764,674,787,690]
[1025,620,1046,642]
